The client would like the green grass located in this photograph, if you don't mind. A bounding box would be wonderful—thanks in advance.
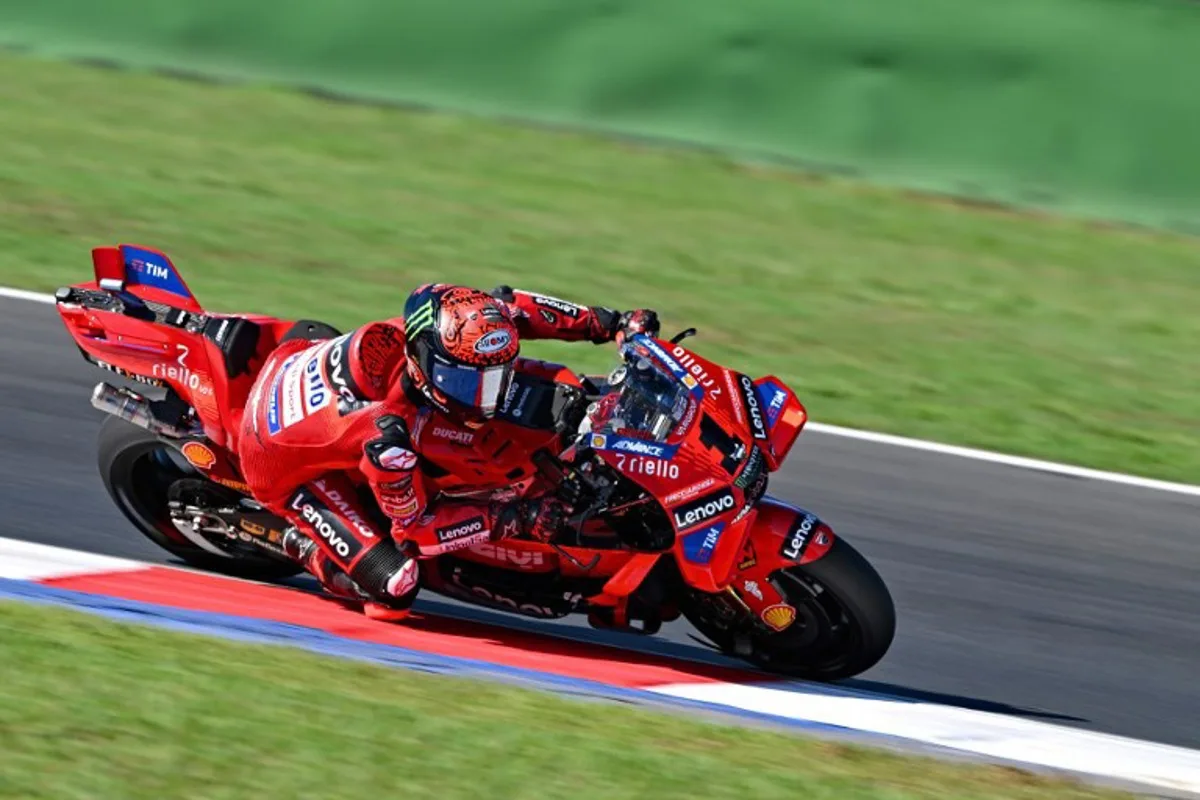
[1,53,1198,482]
[0,601,1134,800]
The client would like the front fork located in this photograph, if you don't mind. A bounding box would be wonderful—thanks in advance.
[722,497,837,632]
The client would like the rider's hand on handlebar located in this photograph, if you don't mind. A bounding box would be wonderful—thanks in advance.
[615,308,660,344]
[490,496,571,543]
[527,496,571,542]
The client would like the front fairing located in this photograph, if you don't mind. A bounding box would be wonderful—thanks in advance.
[579,336,772,591]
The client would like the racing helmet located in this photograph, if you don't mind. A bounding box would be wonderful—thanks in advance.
[403,284,520,423]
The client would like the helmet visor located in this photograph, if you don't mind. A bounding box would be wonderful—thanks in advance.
[430,360,512,418]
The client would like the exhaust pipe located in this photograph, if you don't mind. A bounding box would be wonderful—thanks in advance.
[91,382,194,438]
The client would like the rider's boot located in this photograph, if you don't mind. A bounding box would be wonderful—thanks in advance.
[282,526,418,619]
[281,527,370,602]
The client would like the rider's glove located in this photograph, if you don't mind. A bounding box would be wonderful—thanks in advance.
[615,309,660,343]
[489,496,570,543]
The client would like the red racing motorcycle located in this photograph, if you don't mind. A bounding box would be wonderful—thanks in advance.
[56,244,895,680]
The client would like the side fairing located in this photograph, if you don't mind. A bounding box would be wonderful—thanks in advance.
[590,339,769,592]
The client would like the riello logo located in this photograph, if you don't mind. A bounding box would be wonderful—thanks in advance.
[152,363,201,390]
[672,347,721,396]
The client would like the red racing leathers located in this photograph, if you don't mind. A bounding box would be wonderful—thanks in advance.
[237,288,624,605]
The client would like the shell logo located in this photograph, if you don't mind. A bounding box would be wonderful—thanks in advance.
[761,603,797,632]
[181,441,217,471]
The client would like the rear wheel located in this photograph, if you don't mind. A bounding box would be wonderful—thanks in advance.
[684,536,895,680]
[97,416,299,581]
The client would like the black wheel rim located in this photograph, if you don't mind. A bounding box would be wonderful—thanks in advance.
[685,567,863,678]
[754,568,860,675]
[114,444,269,562]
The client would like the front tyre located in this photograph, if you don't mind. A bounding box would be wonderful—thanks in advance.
[685,536,895,680]
[96,416,298,581]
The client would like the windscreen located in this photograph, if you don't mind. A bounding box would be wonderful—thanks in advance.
[587,340,691,442]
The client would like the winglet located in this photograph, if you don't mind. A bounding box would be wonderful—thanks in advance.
[117,244,203,312]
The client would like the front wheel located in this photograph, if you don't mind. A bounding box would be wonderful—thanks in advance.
[683,536,895,680]
[96,416,299,581]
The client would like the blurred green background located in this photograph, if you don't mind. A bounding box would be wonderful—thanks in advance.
[4,0,1200,231]
[2,53,1197,482]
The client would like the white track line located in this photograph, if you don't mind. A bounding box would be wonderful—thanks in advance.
[5,284,1197,498]
[651,682,1200,796]
[1,286,55,304]
[0,537,145,580]
[803,422,1200,497]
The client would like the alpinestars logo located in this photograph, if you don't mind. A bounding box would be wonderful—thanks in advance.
[672,488,736,531]
[377,446,418,471]
[737,374,769,441]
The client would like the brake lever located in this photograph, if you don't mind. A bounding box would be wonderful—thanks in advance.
[669,327,697,345]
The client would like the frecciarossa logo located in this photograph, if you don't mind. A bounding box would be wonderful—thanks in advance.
[672,488,737,531]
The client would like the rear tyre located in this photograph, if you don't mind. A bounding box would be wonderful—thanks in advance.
[96,416,299,581]
[684,536,895,680]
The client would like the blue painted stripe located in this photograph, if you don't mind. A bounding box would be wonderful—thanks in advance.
[0,579,853,736]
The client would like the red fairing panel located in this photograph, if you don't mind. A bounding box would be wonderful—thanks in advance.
[589,338,771,593]
[751,376,808,470]
[745,499,836,569]
[64,245,292,449]
[721,498,837,626]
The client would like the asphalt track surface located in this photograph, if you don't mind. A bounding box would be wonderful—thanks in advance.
[3,295,1198,749]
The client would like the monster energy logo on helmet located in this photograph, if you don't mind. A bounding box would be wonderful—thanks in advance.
[405,299,436,336]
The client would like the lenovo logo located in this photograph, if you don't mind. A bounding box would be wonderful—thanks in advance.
[672,489,736,531]
[437,517,486,543]
[738,374,768,441]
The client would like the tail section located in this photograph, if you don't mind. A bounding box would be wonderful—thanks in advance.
[91,244,203,313]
